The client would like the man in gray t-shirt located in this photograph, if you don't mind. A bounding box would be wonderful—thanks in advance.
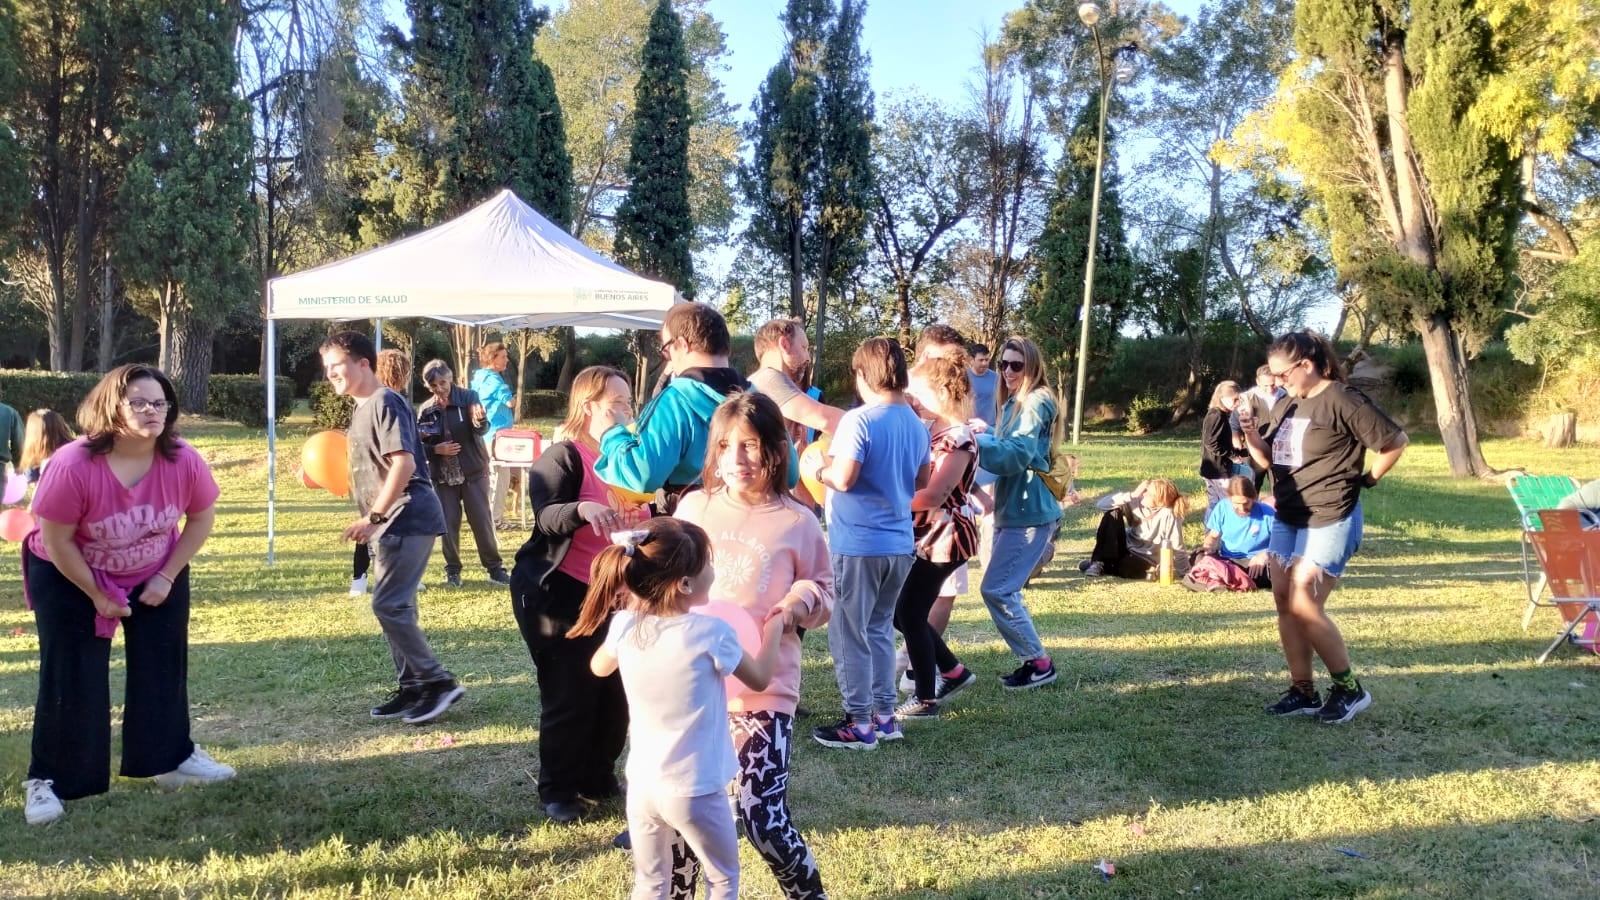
[751,318,844,444]
[321,331,463,727]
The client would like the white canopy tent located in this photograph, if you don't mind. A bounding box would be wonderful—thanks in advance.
[262,188,682,562]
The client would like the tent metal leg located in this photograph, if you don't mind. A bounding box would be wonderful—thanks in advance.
[266,320,277,566]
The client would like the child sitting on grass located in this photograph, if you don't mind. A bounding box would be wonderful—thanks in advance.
[1079,478,1189,580]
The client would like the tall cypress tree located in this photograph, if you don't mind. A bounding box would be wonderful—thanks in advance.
[612,0,694,297]
[1025,92,1134,402]
[116,0,253,411]
[811,0,874,361]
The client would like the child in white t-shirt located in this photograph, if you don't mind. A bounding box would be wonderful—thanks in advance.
[569,518,785,900]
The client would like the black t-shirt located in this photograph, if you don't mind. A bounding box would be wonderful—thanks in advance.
[1266,382,1403,528]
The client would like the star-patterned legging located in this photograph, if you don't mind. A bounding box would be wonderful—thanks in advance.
[668,711,827,899]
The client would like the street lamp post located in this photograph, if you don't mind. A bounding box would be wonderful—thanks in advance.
[1069,0,1121,446]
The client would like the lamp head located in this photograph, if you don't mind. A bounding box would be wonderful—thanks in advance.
[1077,1,1102,27]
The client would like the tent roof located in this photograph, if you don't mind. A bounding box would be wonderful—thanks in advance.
[266,189,681,329]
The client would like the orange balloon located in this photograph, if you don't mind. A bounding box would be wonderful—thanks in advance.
[0,507,35,542]
[301,431,350,497]
[607,484,656,506]
[296,466,321,490]
[799,436,831,505]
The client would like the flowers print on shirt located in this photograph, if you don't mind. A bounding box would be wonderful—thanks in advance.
[1272,417,1310,468]
[82,502,182,573]
[710,528,774,598]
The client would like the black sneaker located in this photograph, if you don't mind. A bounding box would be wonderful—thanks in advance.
[1314,683,1371,724]
[1264,687,1322,716]
[370,687,420,719]
[487,568,511,586]
[1000,659,1057,691]
[444,573,463,588]
[938,668,977,700]
[402,678,465,725]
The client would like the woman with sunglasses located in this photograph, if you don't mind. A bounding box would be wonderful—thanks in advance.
[21,365,234,826]
[973,337,1063,690]
[417,359,508,587]
[1237,331,1407,724]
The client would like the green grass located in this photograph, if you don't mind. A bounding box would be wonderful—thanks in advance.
[3,418,1600,898]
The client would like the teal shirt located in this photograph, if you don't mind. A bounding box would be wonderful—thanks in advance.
[0,402,21,467]
[977,391,1064,529]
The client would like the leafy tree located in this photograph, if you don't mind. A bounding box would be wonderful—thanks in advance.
[869,94,980,346]
[613,0,695,299]
[117,0,255,411]
[1024,91,1135,406]
[1241,0,1521,477]
[535,0,737,248]
[0,0,26,262]
[742,0,829,320]
[809,0,874,362]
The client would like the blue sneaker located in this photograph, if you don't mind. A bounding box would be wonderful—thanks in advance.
[874,714,904,741]
[811,718,877,750]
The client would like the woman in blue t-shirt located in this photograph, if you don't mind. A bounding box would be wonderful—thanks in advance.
[1195,475,1275,588]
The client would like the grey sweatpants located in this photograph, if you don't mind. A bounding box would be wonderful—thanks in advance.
[436,476,501,575]
[371,532,449,688]
[628,788,739,900]
[828,552,915,723]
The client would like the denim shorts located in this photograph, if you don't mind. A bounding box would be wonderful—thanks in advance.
[1268,503,1363,578]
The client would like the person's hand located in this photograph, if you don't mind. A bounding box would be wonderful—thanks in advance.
[800,450,826,487]
[761,611,790,642]
[967,418,989,435]
[91,591,130,620]
[764,601,806,631]
[471,403,486,426]
[139,572,173,607]
[343,520,377,543]
[1236,407,1257,434]
[436,441,461,456]
[580,501,636,536]
[1247,552,1268,578]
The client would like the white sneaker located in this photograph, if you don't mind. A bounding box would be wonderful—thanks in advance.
[23,779,64,825]
[153,746,236,790]
[349,575,368,596]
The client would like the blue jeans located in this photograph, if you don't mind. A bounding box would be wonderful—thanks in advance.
[828,553,914,723]
[979,525,1054,661]
[1268,503,1363,578]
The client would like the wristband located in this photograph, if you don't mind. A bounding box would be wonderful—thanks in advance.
[1361,472,1378,489]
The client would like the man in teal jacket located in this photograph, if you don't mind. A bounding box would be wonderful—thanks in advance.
[596,304,797,512]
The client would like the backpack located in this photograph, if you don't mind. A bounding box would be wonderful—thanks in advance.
[1182,554,1257,593]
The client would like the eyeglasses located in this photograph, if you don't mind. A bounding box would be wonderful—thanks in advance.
[123,398,170,414]
[658,334,681,360]
[998,360,1025,373]
[1267,360,1303,380]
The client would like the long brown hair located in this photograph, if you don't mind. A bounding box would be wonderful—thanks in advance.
[375,349,412,393]
[909,356,975,421]
[1207,380,1240,412]
[1268,330,1346,382]
[996,336,1066,454]
[558,365,628,449]
[567,518,713,637]
[20,409,74,472]
[78,364,183,459]
[1144,477,1190,521]
[700,392,790,497]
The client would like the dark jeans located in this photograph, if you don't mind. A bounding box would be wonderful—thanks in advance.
[510,567,627,804]
[436,475,502,575]
[26,550,195,800]
[893,557,964,702]
[1090,507,1155,579]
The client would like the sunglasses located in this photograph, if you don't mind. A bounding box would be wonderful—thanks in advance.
[998,360,1025,373]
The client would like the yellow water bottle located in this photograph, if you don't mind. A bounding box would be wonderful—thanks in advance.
[1159,546,1174,585]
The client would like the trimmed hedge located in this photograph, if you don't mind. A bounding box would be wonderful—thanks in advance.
[207,375,296,428]
[310,381,355,430]
[0,369,103,418]
[521,389,568,419]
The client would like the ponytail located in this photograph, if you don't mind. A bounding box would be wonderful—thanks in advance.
[565,518,713,638]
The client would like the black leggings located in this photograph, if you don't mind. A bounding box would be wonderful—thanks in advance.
[353,541,370,579]
[1090,508,1156,579]
[893,557,964,701]
[26,549,195,799]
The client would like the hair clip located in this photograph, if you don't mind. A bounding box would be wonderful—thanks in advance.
[610,530,650,556]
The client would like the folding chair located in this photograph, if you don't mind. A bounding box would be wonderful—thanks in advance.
[1524,509,1600,664]
[1507,474,1579,630]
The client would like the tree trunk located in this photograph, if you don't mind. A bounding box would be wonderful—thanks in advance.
[452,323,474,382]
[1544,411,1577,449]
[70,167,98,371]
[896,279,912,349]
[171,317,215,414]
[157,282,178,373]
[789,216,806,321]
[97,254,114,371]
[1416,312,1489,477]
[556,326,578,393]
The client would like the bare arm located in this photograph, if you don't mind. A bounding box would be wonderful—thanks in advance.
[911,450,972,511]
[590,645,619,678]
[780,394,845,436]
[819,456,863,492]
[1365,432,1409,484]
[732,616,786,692]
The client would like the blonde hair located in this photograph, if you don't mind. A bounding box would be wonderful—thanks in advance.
[20,409,74,472]
[909,357,974,421]
[375,349,412,392]
[559,365,627,450]
[1208,380,1240,411]
[1144,478,1189,521]
[996,336,1066,458]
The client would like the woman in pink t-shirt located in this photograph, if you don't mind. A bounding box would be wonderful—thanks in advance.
[21,365,233,827]
[508,366,647,824]
[672,392,832,900]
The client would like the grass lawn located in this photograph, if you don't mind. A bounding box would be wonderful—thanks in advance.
[3,416,1600,898]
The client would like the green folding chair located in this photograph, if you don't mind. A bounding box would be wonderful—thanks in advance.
[1508,474,1579,630]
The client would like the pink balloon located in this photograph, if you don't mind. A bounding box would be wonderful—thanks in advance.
[2,471,26,505]
[695,600,763,699]
[0,507,35,542]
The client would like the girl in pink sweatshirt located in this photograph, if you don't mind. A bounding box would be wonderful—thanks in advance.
[674,392,832,900]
